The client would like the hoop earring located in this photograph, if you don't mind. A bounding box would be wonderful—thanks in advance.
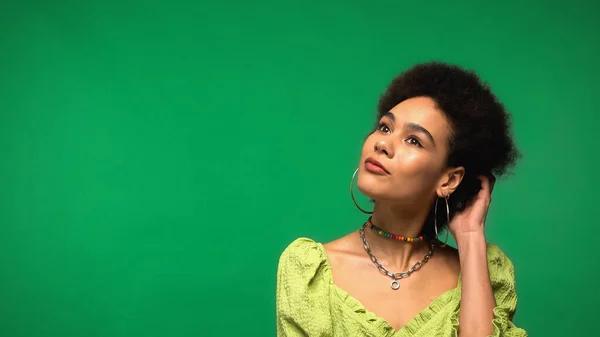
[434,195,450,248]
[350,168,373,214]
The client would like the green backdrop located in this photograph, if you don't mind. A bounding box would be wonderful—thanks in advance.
[1,1,598,336]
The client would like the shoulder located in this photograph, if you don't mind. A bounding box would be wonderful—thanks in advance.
[436,244,461,274]
[486,243,516,277]
[278,237,326,267]
[276,238,335,335]
[277,237,330,285]
[485,244,519,304]
[322,231,362,264]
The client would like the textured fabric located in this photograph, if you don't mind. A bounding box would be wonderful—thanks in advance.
[276,238,527,337]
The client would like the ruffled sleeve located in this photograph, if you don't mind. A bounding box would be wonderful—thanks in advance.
[276,238,333,337]
[481,244,528,337]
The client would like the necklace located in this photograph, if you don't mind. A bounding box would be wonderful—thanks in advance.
[366,216,425,242]
[359,223,435,290]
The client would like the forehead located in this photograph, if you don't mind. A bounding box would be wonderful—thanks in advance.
[386,96,452,139]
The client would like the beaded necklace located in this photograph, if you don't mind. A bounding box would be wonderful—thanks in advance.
[366,217,424,242]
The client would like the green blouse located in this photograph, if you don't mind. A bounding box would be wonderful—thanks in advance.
[276,238,527,337]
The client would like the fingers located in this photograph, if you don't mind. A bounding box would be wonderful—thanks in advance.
[478,173,495,192]
[489,173,496,192]
[478,175,490,192]
[478,174,495,204]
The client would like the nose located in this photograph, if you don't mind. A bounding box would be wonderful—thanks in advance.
[374,139,392,157]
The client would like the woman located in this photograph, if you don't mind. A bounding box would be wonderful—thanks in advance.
[276,62,527,337]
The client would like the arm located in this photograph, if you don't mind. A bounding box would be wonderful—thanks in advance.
[276,238,332,337]
[276,243,309,337]
[456,232,496,337]
[449,176,527,337]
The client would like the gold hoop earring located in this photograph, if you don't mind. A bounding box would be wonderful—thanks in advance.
[434,195,450,248]
[350,168,373,214]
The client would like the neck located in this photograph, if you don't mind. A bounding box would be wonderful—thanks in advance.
[364,200,433,270]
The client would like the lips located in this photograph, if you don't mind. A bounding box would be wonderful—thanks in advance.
[365,157,390,174]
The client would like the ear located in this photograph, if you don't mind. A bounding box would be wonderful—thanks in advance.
[436,166,465,197]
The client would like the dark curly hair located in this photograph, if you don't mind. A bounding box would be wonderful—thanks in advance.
[376,62,521,238]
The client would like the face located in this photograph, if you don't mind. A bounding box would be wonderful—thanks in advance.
[357,96,462,205]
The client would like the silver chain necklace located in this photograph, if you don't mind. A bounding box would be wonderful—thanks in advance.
[359,224,435,290]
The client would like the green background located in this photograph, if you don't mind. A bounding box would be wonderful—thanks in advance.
[1,1,598,336]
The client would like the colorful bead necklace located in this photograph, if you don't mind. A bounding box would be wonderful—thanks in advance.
[366,217,424,242]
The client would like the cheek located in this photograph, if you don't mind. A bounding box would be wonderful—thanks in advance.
[360,135,375,157]
[393,150,440,178]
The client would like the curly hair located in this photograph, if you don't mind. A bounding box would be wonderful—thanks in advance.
[376,62,521,238]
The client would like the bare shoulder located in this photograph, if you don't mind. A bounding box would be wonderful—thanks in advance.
[434,244,461,276]
[323,231,359,253]
[323,231,364,266]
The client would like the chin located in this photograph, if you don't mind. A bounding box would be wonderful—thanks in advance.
[356,169,388,200]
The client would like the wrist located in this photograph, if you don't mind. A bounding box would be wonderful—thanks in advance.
[455,231,488,269]
[454,230,487,246]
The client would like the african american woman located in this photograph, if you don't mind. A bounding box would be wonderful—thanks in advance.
[276,62,527,337]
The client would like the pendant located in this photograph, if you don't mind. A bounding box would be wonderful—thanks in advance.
[390,279,400,290]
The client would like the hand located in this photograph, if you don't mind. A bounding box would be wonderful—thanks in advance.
[448,174,496,238]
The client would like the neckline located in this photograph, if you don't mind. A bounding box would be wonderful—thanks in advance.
[316,241,462,336]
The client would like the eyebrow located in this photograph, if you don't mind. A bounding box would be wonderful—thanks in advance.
[382,112,436,146]
[405,122,436,147]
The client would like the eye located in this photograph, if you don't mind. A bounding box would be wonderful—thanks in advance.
[406,136,423,148]
[377,122,391,134]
